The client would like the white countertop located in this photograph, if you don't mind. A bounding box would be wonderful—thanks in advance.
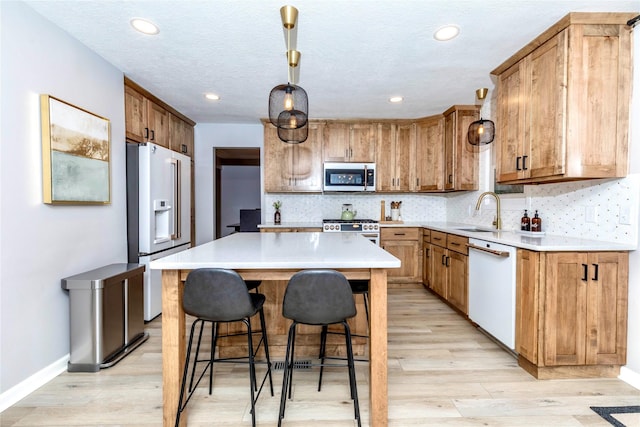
[150,232,401,270]
[421,222,637,251]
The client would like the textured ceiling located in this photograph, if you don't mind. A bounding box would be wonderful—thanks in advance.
[24,0,639,124]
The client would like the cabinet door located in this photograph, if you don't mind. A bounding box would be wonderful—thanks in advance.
[291,122,323,191]
[169,114,194,157]
[147,100,170,148]
[375,123,396,192]
[527,31,566,180]
[430,244,447,298]
[415,117,444,191]
[584,252,628,365]
[124,86,147,143]
[422,236,431,286]
[350,123,376,162]
[496,61,527,182]
[446,250,468,314]
[264,125,293,192]
[516,249,540,363]
[542,252,588,366]
[323,122,350,162]
[382,240,421,283]
[444,107,478,191]
[395,123,416,191]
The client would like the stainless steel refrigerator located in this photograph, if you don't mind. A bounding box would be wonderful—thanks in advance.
[126,142,191,321]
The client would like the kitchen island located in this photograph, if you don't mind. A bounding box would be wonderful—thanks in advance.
[150,231,401,427]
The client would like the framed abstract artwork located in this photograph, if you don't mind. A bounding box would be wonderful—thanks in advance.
[41,95,111,204]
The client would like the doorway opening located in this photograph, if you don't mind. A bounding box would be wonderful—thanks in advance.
[214,148,261,239]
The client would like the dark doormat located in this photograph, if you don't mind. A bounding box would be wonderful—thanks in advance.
[590,406,640,427]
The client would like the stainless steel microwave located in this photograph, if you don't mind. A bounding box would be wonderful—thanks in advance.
[323,162,376,192]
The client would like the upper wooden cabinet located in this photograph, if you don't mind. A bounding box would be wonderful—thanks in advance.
[492,13,633,184]
[124,79,195,157]
[415,116,445,191]
[323,122,376,163]
[443,106,479,191]
[375,122,416,192]
[516,249,628,379]
[264,121,324,192]
[124,85,170,148]
[169,113,194,158]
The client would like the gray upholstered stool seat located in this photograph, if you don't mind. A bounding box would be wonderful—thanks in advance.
[278,270,361,427]
[175,269,273,427]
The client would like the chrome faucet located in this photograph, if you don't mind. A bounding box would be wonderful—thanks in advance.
[475,191,502,230]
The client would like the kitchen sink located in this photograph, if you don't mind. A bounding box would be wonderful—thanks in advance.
[455,227,496,232]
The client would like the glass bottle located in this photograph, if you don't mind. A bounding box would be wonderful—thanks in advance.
[531,210,542,232]
[521,210,530,231]
[274,210,281,225]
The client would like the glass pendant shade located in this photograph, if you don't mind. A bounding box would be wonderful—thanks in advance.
[269,83,308,129]
[277,121,308,144]
[467,118,495,145]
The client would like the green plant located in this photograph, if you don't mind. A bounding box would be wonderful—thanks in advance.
[272,200,282,210]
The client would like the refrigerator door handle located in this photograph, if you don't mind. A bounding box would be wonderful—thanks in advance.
[171,158,181,241]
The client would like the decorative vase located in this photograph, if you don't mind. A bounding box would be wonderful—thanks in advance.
[274,209,281,224]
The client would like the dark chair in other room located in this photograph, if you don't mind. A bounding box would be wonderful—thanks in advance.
[278,270,361,427]
[240,208,261,232]
[175,268,274,427]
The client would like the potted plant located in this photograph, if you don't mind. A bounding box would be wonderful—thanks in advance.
[273,200,282,224]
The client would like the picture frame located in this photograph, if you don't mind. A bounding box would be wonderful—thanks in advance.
[41,95,111,204]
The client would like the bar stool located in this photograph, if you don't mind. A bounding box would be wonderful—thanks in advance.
[278,270,361,427]
[175,269,274,427]
[318,279,369,390]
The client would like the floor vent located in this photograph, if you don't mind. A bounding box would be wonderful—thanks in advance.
[273,360,312,370]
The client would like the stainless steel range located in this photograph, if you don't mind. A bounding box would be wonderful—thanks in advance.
[322,219,380,245]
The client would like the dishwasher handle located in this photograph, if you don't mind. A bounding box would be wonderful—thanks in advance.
[467,243,510,257]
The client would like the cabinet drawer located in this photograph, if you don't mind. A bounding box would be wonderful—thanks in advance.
[422,228,431,242]
[447,234,468,255]
[381,227,421,241]
[430,230,447,247]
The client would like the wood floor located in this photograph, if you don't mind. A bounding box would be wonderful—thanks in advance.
[2,285,639,426]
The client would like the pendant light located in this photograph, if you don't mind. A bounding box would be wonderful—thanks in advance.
[468,88,495,146]
[268,5,309,143]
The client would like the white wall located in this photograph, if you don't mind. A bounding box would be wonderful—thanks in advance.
[0,1,127,405]
[193,124,263,244]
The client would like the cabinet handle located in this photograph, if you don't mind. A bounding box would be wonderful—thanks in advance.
[394,233,406,236]
[448,174,453,184]
[522,155,528,171]
[345,148,349,158]
[445,256,450,267]
[349,148,353,158]
[582,264,588,281]
[441,254,446,265]
[433,237,442,241]
[425,248,430,258]
[144,127,149,139]
[516,156,522,171]
[592,264,599,281]
[150,129,155,141]
[181,144,188,154]
[416,178,419,187]
[450,242,460,246]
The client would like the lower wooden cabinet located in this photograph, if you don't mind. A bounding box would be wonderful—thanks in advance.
[260,227,322,233]
[516,249,628,379]
[422,229,431,287]
[427,229,468,314]
[380,227,422,283]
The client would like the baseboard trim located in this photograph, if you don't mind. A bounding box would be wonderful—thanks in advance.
[619,366,640,390]
[0,354,68,413]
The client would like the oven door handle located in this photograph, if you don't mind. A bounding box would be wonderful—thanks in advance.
[467,243,510,257]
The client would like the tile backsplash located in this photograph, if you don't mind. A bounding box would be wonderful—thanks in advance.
[264,173,638,245]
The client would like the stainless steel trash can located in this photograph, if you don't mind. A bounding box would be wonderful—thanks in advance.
[61,263,148,372]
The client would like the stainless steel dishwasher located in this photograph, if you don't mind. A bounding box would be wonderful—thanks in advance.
[467,238,517,351]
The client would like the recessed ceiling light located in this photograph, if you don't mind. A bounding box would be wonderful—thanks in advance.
[389,96,403,103]
[205,93,220,101]
[130,18,159,35]
[434,25,459,41]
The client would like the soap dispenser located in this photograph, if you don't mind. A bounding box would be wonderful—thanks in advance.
[531,210,542,232]
[521,210,530,231]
